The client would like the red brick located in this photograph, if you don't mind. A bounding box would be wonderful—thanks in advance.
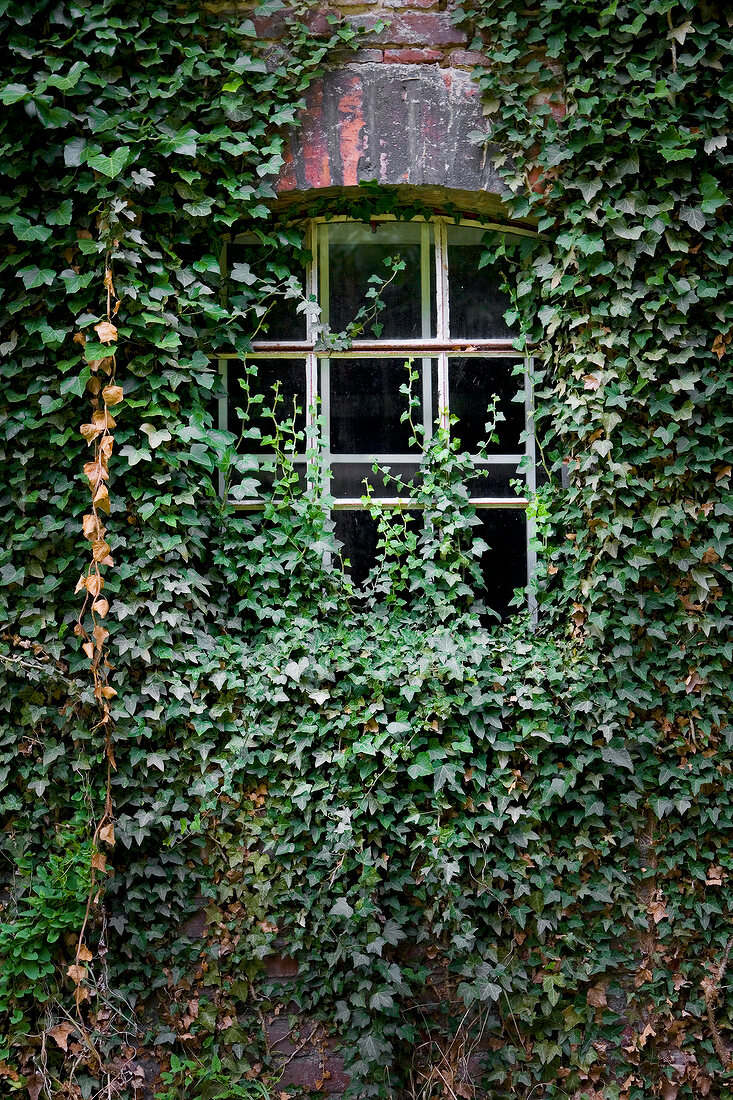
[253,7,339,38]
[252,11,287,38]
[348,11,466,46]
[384,0,439,7]
[384,47,443,62]
[449,48,488,68]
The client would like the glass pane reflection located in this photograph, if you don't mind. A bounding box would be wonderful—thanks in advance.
[447,225,515,339]
[327,221,434,339]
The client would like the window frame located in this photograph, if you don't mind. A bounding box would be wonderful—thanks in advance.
[217,213,538,602]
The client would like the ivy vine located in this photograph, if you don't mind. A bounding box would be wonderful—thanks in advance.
[0,1,731,1099]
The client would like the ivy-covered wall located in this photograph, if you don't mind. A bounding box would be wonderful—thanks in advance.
[0,2,731,1100]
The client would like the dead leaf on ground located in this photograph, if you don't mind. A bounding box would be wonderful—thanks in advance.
[48,1022,76,1051]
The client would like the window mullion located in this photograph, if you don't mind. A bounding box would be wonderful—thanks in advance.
[318,223,331,498]
[525,354,537,619]
[420,222,433,442]
[435,220,450,432]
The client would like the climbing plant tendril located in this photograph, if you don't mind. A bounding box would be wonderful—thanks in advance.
[0,1,731,1099]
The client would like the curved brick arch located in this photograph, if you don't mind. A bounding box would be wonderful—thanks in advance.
[276,62,506,213]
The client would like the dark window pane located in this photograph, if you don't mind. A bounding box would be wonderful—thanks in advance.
[449,357,525,453]
[329,358,422,454]
[327,222,434,339]
[226,359,306,452]
[447,226,514,339]
[476,509,527,618]
[333,511,380,586]
[227,240,306,340]
[333,509,421,587]
[331,462,421,499]
[467,463,522,498]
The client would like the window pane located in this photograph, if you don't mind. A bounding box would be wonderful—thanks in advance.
[331,462,421,499]
[333,510,421,587]
[476,509,527,619]
[329,358,423,454]
[449,357,525,453]
[327,221,434,339]
[227,240,306,341]
[467,464,522,498]
[447,226,514,339]
[226,359,306,452]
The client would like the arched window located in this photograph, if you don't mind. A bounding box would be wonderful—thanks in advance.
[219,215,536,618]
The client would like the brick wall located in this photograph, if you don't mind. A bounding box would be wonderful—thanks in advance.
[246,0,507,211]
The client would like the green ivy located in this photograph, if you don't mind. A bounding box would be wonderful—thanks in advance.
[0,0,731,1098]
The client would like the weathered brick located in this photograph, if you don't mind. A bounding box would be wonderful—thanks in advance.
[277,63,503,195]
[384,47,444,62]
[384,0,439,7]
[348,11,466,46]
[449,48,488,68]
[253,7,339,38]
[251,10,287,38]
[343,48,385,62]
[277,1049,350,1094]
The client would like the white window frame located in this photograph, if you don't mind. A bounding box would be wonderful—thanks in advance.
[217,214,537,597]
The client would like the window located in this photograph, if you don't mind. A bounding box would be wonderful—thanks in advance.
[218,216,536,618]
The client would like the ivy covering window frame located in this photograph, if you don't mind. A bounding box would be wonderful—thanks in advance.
[218,214,538,615]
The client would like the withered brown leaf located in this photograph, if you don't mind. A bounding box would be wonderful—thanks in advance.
[93,484,110,513]
[94,320,118,344]
[102,385,124,406]
[80,423,101,443]
[92,409,116,431]
[82,514,99,541]
[92,539,111,562]
[47,1022,76,1051]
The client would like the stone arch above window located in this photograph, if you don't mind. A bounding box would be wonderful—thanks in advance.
[276,63,506,217]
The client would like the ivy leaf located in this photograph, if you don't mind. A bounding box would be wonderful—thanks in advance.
[140,424,171,449]
[158,128,199,157]
[183,198,214,218]
[47,61,87,91]
[1,83,29,104]
[86,147,133,178]
[64,137,88,167]
[8,216,52,242]
[679,207,706,231]
[329,898,354,919]
[18,266,55,289]
[601,745,634,771]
